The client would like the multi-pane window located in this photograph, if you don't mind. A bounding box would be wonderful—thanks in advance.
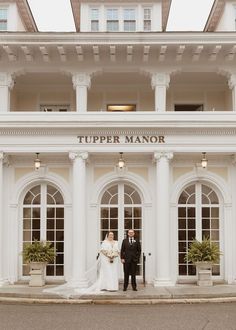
[143,8,151,31]
[0,8,7,31]
[178,183,220,277]
[91,8,99,32]
[22,184,64,277]
[123,9,136,32]
[107,8,119,32]
[100,183,142,275]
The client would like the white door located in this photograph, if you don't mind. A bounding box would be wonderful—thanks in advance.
[100,183,143,275]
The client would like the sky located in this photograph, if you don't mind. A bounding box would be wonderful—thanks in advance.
[28,0,215,32]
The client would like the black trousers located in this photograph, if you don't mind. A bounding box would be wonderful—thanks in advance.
[123,261,137,289]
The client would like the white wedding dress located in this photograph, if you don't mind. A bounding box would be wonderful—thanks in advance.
[43,239,119,298]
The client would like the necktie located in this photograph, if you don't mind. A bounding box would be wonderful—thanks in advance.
[130,238,133,244]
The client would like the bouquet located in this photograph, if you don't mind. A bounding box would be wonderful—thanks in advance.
[106,250,119,263]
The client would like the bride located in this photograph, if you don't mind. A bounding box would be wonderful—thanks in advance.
[44,231,119,298]
[86,231,119,292]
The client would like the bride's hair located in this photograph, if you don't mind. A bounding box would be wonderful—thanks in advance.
[105,231,114,240]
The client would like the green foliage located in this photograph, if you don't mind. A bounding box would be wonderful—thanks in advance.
[185,237,221,264]
[22,240,55,263]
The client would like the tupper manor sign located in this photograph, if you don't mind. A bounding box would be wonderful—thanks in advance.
[77,135,165,144]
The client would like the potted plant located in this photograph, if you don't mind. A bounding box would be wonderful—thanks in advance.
[185,237,221,286]
[22,240,55,287]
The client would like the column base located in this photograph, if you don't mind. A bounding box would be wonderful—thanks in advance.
[153,278,175,287]
[0,279,9,287]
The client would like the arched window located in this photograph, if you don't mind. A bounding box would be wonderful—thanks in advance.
[178,183,220,277]
[22,184,64,277]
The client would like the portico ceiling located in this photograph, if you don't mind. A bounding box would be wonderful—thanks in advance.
[0,32,236,66]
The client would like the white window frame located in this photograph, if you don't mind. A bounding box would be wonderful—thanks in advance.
[106,7,119,32]
[90,7,99,32]
[123,8,136,32]
[0,7,8,31]
[143,7,152,32]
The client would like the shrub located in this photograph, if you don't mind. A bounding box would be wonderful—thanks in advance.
[22,240,55,263]
[185,237,221,264]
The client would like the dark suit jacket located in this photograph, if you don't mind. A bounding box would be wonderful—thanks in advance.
[121,238,141,263]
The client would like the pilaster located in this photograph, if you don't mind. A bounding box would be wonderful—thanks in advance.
[153,151,174,286]
[72,73,91,112]
[151,73,170,112]
[228,74,236,112]
[0,73,14,112]
[68,151,89,287]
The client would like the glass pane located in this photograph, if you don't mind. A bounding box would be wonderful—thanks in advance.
[91,8,99,20]
[46,266,54,276]
[188,218,195,229]
[124,9,135,20]
[56,242,64,252]
[47,219,54,230]
[211,208,219,217]
[0,9,8,19]
[202,185,211,195]
[56,266,64,276]
[47,194,55,204]
[212,265,220,276]
[211,231,219,241]
[110,194,118,204]
[179,265,187,275]
[23,219,31,230]
[202,218,210,229]
[101,218,108,229]
[23,191,34,204]
[54,191,64,204]
[56,254,64,264]
[32,231,40,240]
[56,219,64,230]
[187,230,195,240]
[187,207,195,217]
[186,184,195,195]
[211,218,219,229]
[47,185,57,195]
[91,21,99,31]
[202,231,210,239]
[202,208,210,217]
[110,219,118,230]
[101,192,110,204]
[134,218,141,229]
[101,208,109,218]
[32,194,41,205]
[144,8,151,19]
[47,231,54,241]
[125,218,132,230]
[202,194,209,204]
[188,194,196,204]
[178,253,185,263]
[178,218,186,229]
[178,230,186,240]
[56,208,64,218]
[209,191,219,204]
[132,192,141,204]
[31,185,40,196]
[107,8,118,20]
[124,207,132,217]
[23,208,31,218]
[110,208,118,218]
[179,242,186,252]
[134,207,141,217]
[188,265,196,275]
[124,21,136,32]
[32,208,40,218]
[56,231,64,241]
[124,194,132,204]
[178,208,186,217]
[47,208,55,218]
[178,191,188,204]
[32,219,40,230]
[108,185,118,196]
[23,231,31,241]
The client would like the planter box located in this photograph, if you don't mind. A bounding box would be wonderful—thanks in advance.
[29,262,46,287]
[196,262,213,286]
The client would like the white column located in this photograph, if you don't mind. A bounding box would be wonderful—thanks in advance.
[151,73,170,112]
[154,152,173,286]
[72,73,91,112]
[69,151,89,288]
[228,74,236,112]
[0,73,14,112]
[0,153,4,285]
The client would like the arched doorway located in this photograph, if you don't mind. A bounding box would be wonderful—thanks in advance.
[100,182,142,275]
[21,183,65,279]
[178,182,220,278]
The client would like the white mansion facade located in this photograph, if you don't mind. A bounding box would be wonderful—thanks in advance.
[1,0,236,287]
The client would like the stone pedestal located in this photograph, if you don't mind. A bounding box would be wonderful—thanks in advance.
[29,262,46,287]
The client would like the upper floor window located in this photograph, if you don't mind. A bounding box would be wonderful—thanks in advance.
[123,9,136,32]
[91,8,99,32]
[143,8,151,31]
[0,8,7,31]
[106,8,119,31]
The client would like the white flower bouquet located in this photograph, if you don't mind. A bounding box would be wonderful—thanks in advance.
[106,250,119,263]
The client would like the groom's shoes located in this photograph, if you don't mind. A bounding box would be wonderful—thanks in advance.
[132,288,137,291]
[123,288,127,291]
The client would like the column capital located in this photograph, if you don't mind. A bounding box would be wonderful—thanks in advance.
[0,152,4,161]
[72,73,91,89]
[228,74,236,89]
[154,152,173,162]
[0,72,14,90]
[151,73,170,90]
[69,151,89,161]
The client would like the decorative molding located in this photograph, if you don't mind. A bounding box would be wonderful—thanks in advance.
[0,73,14,89]
[154,152,173,161]
[72,73,91,89]
[69,151,89,161]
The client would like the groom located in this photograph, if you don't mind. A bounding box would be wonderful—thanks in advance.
[121,229,141,291]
